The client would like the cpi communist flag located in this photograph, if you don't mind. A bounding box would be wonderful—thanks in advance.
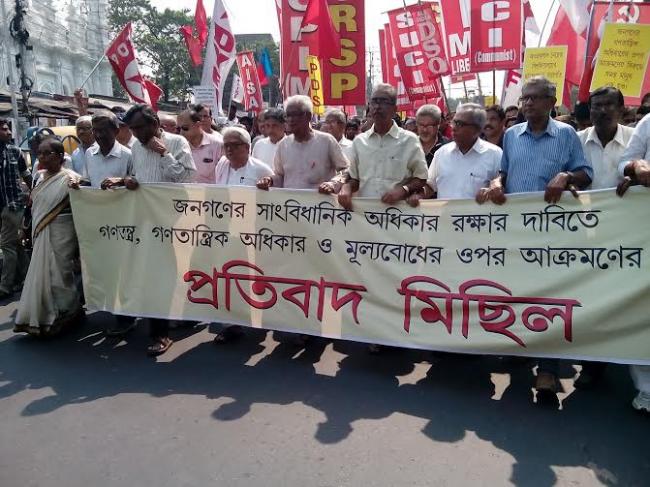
[106,23,160,108]
[236,51,264,114]
[469,0,523,72]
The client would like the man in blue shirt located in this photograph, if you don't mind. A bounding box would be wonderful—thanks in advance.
[477,76,593,405]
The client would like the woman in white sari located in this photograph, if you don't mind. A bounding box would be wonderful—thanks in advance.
[14,138,83,336]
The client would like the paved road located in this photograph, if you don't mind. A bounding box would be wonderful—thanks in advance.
[0,297,648,487]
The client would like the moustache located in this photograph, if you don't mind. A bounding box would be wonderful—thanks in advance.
[484,124,494,130]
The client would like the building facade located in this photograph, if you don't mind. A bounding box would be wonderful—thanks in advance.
[0,0,113,97]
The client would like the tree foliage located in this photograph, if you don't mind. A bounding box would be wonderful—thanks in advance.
[108,0,201,102]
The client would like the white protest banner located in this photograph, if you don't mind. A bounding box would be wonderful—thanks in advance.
[192,86,216,111]
[72,186,650,365]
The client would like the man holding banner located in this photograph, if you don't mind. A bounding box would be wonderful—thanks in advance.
[477,76,593,404]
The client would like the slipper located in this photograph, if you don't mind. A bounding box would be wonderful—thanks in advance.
[147,337,173,356]
[106,321,137,337]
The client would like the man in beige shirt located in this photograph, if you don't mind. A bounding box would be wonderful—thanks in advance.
[257,95,348,192]
[338,83,428,211]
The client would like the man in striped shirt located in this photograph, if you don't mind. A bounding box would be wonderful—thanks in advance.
[477,76,593,405]
[121,104,196,356]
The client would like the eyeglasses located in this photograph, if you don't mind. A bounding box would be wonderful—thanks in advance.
[285,111,307,118]
[179,126,191,131]
[370,97,395,106]
[451,120,477,128]
[223,142,247,150]
[519,94,551,104]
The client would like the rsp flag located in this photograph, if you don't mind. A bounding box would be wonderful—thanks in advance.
[280,0,366,106]
[470,0,523,72]
[235,51,263,114]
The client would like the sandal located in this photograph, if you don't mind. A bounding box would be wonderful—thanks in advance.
[147,337,173,356]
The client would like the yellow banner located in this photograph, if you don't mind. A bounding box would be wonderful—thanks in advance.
[71,186,650,365]
[591,22,650,97]
[522,46,568,104]
[306,55,325,115]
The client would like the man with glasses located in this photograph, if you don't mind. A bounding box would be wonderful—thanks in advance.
[178,108,223,184]
[477,76,592,405]
[191,103,223,144]
[338,83,428,211]
[0,118,32,300]
[415,104,449,167]
[256,95,348,193]
[407,103,501,204]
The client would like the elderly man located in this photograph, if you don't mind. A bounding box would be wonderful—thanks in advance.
[321,108,354,159]
[477,76,593,405]
[159,114,178,134]
[256,95,348,193]
[415,104,449,166]
[70,115,96,175]
[483,105,506,148]
[408,104,501,204]
[119,104,196,356]
[215,127,273,185]
[616,112,650,414]
[338,83,428,353]
[252,108,286,166]
[338,83,428,211]
[178,108,222,184]
[0,119,32,299]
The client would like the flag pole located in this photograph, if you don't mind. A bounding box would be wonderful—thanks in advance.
[78,55,107,91]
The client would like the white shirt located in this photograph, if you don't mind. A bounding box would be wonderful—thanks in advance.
[338,136,354,161]
[131,131,196,183]
[619,113,650,176]
[71,143,96,175]
[84,142,133,188]
[578,124,633,189]
[428,138,502,200]
[214,156,273,186]
[252,136,284,166]
[349,122,428,197]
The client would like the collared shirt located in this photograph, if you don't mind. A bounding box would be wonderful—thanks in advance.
[501,118,592,194]
[189,133,222,184]
[272,130,348,189]
[252,136,284,167]
[619,113,650,176]
[0,143,30,210]
[578,124,633,190]
[131,131,196,183]
[71,143,97,175]
[422,135,450,167]
[428,138,502,200]
[214,156,273,186]
[84,142,133,188]
[348,122,428,197]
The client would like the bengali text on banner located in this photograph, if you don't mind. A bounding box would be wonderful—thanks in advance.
[71,186,650,365]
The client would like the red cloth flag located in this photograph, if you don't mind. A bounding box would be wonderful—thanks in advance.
[180,25,203,67]
[299,0,341,60]
[144,79,163,112]
[106,23,154,105]
[469,0,523,72]
[195,0,208,45]
[236,51,264,114]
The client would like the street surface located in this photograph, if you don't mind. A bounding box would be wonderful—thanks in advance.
[0,297,648,487]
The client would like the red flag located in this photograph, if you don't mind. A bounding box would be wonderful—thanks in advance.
[180,25,203,67]
[105,23,153,105]
[547,2,590,86]
[236,51,264,114]
[257,63,269,87]
[195,0,208,45]
[469,0,523,72]
[144,79,163,112]
[300,0,341,60]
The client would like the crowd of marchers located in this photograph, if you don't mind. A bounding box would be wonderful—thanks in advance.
[1,76,650,412]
